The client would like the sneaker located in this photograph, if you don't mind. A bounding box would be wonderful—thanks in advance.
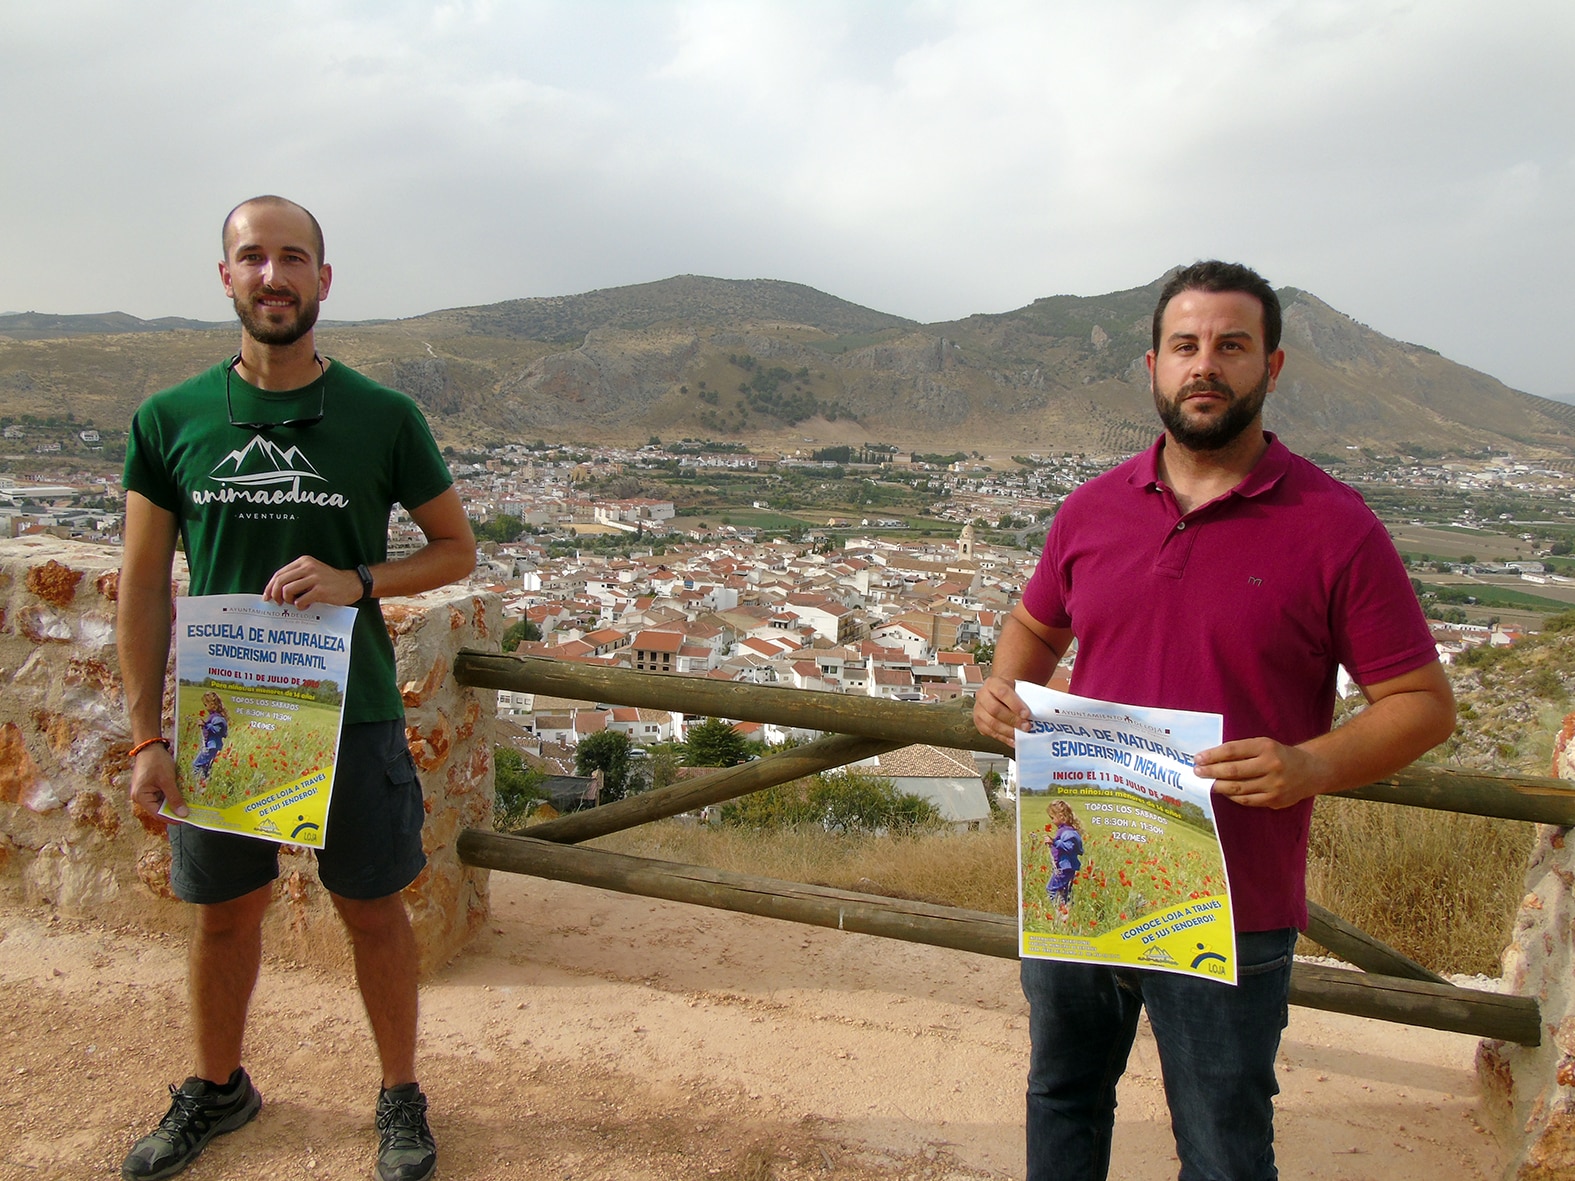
[121,1068,262,1180]
[376,1083,437,1181]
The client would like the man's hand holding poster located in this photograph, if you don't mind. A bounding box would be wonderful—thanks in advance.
[1014,684,1238,984]
[168,594,356,848]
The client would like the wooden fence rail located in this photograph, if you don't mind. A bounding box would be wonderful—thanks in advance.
[452,651,1561,1046]
[458,831,1541,1046]
[525,731,899,845]
[456,651,1575,825]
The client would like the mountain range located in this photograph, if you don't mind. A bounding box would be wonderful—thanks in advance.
[3,274,1571,457]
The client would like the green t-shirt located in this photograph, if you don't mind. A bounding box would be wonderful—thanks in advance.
[123,358,455,723]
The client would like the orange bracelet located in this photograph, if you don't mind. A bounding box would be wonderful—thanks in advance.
[128,737,172,758]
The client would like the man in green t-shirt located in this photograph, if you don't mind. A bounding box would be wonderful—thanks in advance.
[118,195,475,1181]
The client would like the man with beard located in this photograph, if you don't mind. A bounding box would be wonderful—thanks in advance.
[974,260,1454,1180]
[118,195,474,1181]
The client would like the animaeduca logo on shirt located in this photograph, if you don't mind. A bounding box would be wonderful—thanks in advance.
[194,436,349,508]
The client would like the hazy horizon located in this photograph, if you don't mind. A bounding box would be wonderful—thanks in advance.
[3,2,1569,398]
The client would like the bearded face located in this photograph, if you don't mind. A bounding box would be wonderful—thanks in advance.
[233,285,321,347]
[1152,366,1272,452]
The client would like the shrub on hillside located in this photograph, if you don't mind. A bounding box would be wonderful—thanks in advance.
[720,770,941,835]
[493,746,546,833]
[1542,609,1575,634]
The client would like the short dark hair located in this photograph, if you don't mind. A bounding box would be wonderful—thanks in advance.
[221,195,326,266]
[1151,260,1280,353]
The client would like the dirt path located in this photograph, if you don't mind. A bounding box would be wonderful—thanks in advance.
[1,874,1505,1180]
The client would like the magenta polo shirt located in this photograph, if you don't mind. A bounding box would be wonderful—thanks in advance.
[1020,433,1437,932]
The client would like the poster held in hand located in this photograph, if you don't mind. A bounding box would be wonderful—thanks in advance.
[168,593,355,848]
[1014,683,1237,983]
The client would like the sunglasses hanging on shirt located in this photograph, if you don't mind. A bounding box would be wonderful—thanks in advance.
[225,354,327,430]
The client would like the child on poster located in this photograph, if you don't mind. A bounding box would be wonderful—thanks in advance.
[192,692,229,784]
[1044,800,1084,921]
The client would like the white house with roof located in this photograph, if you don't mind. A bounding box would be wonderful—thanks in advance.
[534,714,577,747]
[838,659,870,693]
[786,659,837,692]
[606,707,676,744]
[870,620,933,662]
[582,626,633,657]
[855,745,992,830]
[719,650,780,683]
[868,666,919,700]
[573,711,609,744]
[737,634,803,661]
[783,593,860,644]
[675,642,720,674]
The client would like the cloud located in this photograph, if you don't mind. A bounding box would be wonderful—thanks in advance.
[0,0,1570,396]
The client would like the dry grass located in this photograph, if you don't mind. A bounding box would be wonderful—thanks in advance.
[590,818,1018,915]
[589,802,1533,978]
[1303,796,1534,977]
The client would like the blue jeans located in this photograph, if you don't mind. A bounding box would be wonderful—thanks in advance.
[1021,928,1297,1181]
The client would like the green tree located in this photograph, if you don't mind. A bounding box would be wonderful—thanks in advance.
[493,746,545,832]
[718,782,818,829]
[720,770,940,834]
[576,730,633,801]
[475,513,527,543]
[983,767,1003,795]
[501,618,542,652]
[644,742,683,790]
[809,770,940,834]
[683,717,751,767]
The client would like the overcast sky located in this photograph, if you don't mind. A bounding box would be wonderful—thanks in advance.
[3,1,1570,397]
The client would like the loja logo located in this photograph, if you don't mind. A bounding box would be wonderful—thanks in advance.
[194,436,350,508]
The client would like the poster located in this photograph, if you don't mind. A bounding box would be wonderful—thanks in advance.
[168,594,356,848]
[1014,684,1237,983]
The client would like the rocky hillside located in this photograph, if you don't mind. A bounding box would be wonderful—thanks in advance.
[2,274,1571,457]
[1440,624,1575,775]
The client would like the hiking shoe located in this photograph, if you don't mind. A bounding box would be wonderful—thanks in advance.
[121,1068,262,1180]
[376,1083,437,1181]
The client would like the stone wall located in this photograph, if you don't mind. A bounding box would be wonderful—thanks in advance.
[1477,714,1575,1180]
[0,536,499,976]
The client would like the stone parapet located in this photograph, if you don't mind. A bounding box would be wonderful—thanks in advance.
[1476,714,1575,1179]
[0,536,498,975]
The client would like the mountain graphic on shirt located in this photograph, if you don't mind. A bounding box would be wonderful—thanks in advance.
[209,435,327,488]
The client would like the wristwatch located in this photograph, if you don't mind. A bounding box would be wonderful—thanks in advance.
[356,563,375,600]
